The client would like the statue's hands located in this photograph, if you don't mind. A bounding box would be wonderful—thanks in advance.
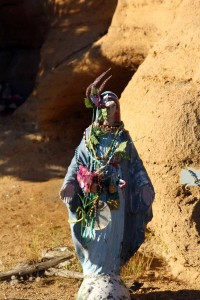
[141,184,154,206]
[59,183,75,205]
[63,196,73,204]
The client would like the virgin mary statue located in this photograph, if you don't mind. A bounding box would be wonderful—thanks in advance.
[60,69,155,299]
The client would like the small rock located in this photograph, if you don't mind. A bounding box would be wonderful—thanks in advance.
[29,276,34,282]
[35,276,40,282]
[10,279,18,285]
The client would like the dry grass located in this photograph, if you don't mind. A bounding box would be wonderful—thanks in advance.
[121,251,154,280]
[65,255,82,273]
[22,226,69,262]
[3,225,70,270]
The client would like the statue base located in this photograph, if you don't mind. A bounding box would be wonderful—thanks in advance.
[76,273,130,300]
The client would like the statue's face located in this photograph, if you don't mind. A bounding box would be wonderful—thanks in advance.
[105,100,117,119]
[97,92,120,125]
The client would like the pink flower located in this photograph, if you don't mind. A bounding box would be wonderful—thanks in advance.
[77,166,96,194]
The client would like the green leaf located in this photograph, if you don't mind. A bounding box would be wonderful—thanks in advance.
[84,97,94,108]
[90,134,99,145]
[92,126,105,137]
[98,108,108,121]
[114,141,130,160]
[115,141,128,153]
[102,108,108,119]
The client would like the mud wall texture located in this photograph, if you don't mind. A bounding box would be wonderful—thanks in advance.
[34,0,175,134]
[6,0,199,285]
[120,0,200,284]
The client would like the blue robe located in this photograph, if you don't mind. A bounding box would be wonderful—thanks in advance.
[60,127,154,276]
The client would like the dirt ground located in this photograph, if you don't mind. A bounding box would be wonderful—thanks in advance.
[0,273,200,300]
[0,112,199,300]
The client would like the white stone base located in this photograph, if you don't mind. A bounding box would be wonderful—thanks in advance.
[76,274,130,300]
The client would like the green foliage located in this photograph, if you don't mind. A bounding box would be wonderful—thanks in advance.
[87,126,106,149]
[98,108,108,122]
[115,141,130,160]
[84,97,95,109]
[101,108,108,119]
[90,134,99,146]
[115,141,127,153]
[92,126,105,137]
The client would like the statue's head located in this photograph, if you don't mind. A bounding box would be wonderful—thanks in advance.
[100,91,120,125]
[85,69,121,125]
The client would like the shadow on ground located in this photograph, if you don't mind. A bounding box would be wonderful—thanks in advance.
[131,289,200,300]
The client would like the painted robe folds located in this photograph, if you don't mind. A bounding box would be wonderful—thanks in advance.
[60,127,155,276]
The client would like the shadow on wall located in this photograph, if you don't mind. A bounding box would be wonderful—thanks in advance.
[0,55,134,182]
[192,199,200,235]
[1,0,134,182]
[130,289,200,300]
[0,0,47,116]
[38,44,135,138]
[0,0,118,115]
[0,1,140,183]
